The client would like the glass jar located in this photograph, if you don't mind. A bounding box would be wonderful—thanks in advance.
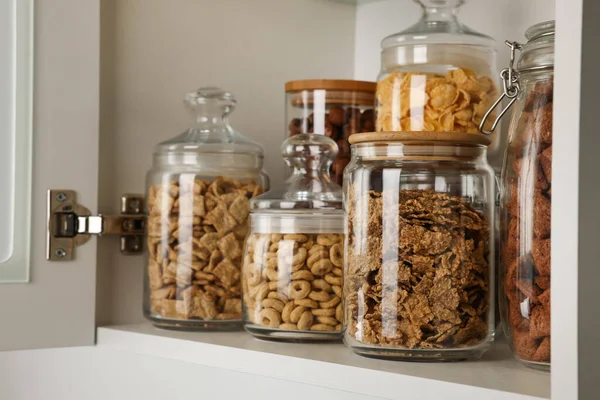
[486,22,554,370]
[144,87,269,330]
[242,133,344,341]
[285,80,376,186]
[375,0,503,166]
[344,132,495,360]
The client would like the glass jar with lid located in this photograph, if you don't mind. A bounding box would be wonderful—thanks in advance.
[242,133,344,341]
[482,21,554,370]
[376,0,503,166]
[344,131,495,360]
[286,80,376,186]
[144,87,269,330]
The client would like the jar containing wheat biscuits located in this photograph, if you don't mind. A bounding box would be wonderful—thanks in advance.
[144,88,269,330]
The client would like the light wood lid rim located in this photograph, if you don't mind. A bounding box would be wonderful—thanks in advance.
[285,79,377,93]
[349,131,492,146]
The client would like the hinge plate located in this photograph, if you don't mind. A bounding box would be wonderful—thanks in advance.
[47,189,146,261]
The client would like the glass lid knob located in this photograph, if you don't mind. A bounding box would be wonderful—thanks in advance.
[280,133,341,203]
[281,133,338,173]
[415,0,466,8]
[185,87,236,121]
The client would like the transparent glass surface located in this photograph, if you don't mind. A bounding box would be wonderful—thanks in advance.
[499,22,554,370]
[0,0,32,283]
[242,133,344,341]
[286,81,375,185]
[144,88,269,330]
[375,0,501,160]
[343,136,495,360]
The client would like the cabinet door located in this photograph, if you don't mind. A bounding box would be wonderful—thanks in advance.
[0,0,99,350]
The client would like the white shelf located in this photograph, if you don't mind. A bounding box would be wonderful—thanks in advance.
[97,323,549,400]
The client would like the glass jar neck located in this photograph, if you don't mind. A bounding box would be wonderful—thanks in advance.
[420,2,459,22]
[352,142,487,162]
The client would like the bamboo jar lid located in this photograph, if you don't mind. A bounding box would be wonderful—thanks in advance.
[349,131,492,147]
[285,79,376,93]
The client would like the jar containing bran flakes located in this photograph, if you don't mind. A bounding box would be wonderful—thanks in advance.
[481,21,554,370]
[144,88,269,330]
[242,133,344,341]
[344,131,495,360]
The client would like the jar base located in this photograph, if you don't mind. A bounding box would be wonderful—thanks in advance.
[146,314,243,331]
[348,345,487,362]
[245,324,342,343]
[517,358,551,372]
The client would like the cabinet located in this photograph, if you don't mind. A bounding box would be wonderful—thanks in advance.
[0,0,598,399]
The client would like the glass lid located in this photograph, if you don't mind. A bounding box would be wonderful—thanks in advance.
[518,20,555,71]
[155,87,264,157]
[381,0,495,48]
[251,133,342,212]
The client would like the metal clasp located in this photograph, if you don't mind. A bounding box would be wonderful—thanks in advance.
[479,41,523,135]
[47,190,146,261]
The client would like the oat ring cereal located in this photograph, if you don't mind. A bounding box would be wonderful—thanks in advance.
[289,280,311,300]
[297,310,314,331]
[290,305,306,323]
[316,234,342,246]
[319,295,341,309]
[291,270,314,281]
[242,232,344,336]
[260,308,282,328]
[310,259,333,276]
[262,298,285,313]
[281,301,295,322]
[329,243,344,267]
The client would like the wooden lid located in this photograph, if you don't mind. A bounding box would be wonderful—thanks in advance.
[349,131,492,146]
[285,79,376,93]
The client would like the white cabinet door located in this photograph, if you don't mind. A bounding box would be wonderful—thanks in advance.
[0,0,99,350]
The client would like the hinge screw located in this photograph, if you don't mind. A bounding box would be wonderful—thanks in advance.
[55,248,67,258]
[56,192,67,202]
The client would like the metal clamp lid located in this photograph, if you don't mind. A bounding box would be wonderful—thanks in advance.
[479,41,523,135]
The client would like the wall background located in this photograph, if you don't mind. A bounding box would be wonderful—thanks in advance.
[96,0,356,325]
[95,0,556,327]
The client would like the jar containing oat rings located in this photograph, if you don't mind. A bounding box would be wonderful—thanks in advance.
[286,79,376,186]
[344,132,495,360]
[144,87,269,330]
[481,21,554,370]
[376,0,505,170]
[242,133,344,341]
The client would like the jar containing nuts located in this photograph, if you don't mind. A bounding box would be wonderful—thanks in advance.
[481,22,554,370]
[285,79,376,186]
[144,88,269,330]
[376,0,504,171]
[344,132,495,360]
[242,133,344,341]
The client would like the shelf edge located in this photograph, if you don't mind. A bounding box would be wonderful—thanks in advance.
[97,325,547,400]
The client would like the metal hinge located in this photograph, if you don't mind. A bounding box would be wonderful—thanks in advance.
[47,189,146,261]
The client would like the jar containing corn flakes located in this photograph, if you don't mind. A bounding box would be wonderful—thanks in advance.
[481,21,554,370]
[286,80,376,186]
[144,87,269,330]
[344,131,495,360]
[376,0,504,170]
[242,133,344,341]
